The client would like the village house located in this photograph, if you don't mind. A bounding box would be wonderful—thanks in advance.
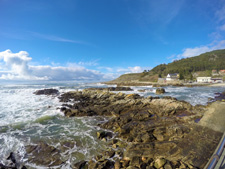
[166,73,179,81]
[212,70,219,76]
[211,78,223,83]
[219,70,225,75]
[197,77,212,83]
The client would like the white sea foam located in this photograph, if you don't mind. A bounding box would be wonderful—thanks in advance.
[0,87,61,126]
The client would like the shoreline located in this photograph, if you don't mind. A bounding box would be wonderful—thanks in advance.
[103,80,225,87]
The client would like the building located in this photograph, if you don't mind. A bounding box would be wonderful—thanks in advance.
[219,70,225,75]
[212,70,219,76]
[211,78,223,83]
[166,73,179,81]
[197,77,212,83]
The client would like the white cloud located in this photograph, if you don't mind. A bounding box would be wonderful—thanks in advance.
[116,66,151,74]
[173,40,225,59]
[219,24,225,31]
[216,5,225,22]
[0,50,152,81]
[30,65,102,81]
[0,49,103,81]
[128,66,143,73]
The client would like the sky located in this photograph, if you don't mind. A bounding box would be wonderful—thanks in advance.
[0,0,225,82]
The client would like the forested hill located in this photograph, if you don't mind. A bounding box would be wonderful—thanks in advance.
[150,49,225,77]
[109,49,225,83]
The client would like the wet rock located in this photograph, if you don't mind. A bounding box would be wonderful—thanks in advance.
[155,88,165,94]
[97,160,115,169]
[0,152,27,169]
[130,157,141,167]
[34,89,59,95]
[97,131,113,140]
[73,160,88,169]
[164,162,173,169]
[138,89,146,92]
[154,158,166,168]
[104,150,115,158]
[26,142,64,167]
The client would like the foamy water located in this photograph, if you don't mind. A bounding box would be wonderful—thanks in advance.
[0,82,224,168]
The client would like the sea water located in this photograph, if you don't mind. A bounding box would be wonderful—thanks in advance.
[0,82,224,168]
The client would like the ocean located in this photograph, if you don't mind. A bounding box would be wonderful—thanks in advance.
[0,82,224,168]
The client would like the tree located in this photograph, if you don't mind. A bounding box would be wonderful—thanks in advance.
[189,73,193,80]
[179,73,184,80]
[158,74,162,78]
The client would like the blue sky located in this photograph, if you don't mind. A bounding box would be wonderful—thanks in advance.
[0,0,225,81]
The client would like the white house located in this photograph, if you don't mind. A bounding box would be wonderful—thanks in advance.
[197,77,212,83]
[211,78,223,83]
[166,73,179,81]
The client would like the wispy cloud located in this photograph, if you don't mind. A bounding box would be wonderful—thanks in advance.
[170,40,225,60]
[219,24,225,31]
[30,32,90,45]
[128,0,185,26]
[215,4,225,22]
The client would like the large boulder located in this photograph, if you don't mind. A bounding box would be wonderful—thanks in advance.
[34,89,59,95]
[156,88,165,94]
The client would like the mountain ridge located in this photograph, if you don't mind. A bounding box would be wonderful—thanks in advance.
[110,49,225,83]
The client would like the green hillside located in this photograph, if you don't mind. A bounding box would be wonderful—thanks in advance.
[150,49,225,77]
[111,49,225,82]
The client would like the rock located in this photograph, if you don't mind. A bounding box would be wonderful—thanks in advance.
[26,142,64,167]
[97,131,113,140]
[73,160,88,169]
[104,150,115,158]
[164,162,173,169]
[34,89,59,95]
[0,152,27,169]
[138,89,146,92]
[7,152,16,163]
[130,156,141,167]
[126,166,139,169]
[114,160,121,169]
[154,158,166,169]
[156,88,165,94]
[97,160,115,169]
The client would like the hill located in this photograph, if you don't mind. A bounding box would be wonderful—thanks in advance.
[109,49,225,83]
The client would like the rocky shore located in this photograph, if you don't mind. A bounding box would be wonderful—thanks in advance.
[57,88,222,169]
[6,87,223,169]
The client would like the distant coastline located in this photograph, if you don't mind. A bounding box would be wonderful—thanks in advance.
[102,80,215,87]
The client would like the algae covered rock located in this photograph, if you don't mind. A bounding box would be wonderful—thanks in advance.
[156,88,165,94]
